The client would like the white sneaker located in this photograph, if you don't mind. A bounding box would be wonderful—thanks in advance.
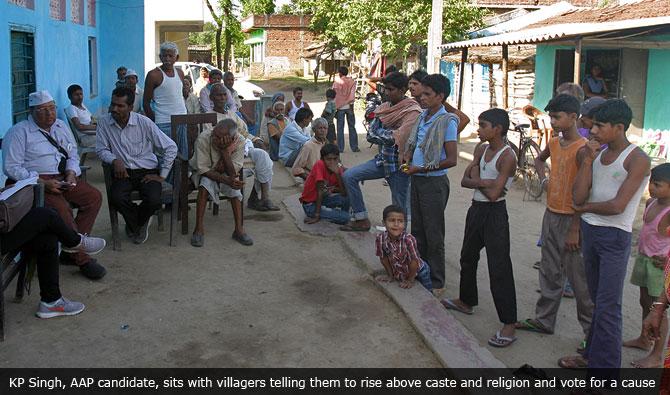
[62,234,106,255]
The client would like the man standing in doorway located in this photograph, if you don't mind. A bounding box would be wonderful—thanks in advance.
[332,66,359,153]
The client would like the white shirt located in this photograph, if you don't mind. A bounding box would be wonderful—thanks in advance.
[95,112,178,178]
[3,116,81,180]
[64,104,92,125]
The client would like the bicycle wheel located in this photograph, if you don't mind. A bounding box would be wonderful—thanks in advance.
[520,140,543,199]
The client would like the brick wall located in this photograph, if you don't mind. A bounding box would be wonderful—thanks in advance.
[265,27,317,71]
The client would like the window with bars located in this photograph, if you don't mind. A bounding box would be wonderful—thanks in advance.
[49,0,65,21]
[10,30,36,124]
[87,0,96,27]
[7,0,35,9]
[72,0,84,24]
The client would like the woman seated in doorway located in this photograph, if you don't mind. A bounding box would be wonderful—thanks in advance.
[582,64,608,99]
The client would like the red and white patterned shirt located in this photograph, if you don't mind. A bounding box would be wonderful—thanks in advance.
[375,231,424,281]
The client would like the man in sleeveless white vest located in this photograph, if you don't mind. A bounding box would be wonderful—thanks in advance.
[559,99,650,374]
[143,41,188,158]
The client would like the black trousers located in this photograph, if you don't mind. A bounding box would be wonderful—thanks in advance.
[110,169,162,234]
[459,200,517,324]
[410,174,450,289]
[1,207,81,303]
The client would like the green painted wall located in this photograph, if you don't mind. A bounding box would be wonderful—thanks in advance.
[643,49,670,136]
[532,45,557,109]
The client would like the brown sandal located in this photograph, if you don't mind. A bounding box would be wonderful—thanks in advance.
[558,354,588,369]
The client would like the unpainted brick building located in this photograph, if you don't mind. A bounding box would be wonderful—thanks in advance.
[241,14,317,78]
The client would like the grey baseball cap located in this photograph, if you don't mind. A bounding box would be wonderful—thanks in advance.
[580,97,606,116]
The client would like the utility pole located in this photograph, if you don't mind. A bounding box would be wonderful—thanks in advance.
[426,0,443,73]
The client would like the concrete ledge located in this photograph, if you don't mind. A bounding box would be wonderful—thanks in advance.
[282,193,506,369]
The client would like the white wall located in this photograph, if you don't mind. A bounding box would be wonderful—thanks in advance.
[144,0,205,71]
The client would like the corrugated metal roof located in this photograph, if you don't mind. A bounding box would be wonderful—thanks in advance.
[440,16,670,49]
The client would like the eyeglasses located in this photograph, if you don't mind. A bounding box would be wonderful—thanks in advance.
[33,105,57,115]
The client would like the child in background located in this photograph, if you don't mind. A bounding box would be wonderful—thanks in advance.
[578,97,606,139]
[442,108,518,348]
[375,205,432,291]
[623,163,670,368]
[300,144,350,225]
[322,89,337,144]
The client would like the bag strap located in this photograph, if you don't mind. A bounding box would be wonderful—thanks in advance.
[38,130,69,160]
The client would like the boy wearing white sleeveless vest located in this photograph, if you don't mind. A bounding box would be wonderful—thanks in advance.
[560,99,650,373]
[442,108,518,348]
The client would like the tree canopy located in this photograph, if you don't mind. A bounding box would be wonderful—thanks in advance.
[295,0,486,58]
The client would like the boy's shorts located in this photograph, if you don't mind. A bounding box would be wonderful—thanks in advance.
[630,254,665,297]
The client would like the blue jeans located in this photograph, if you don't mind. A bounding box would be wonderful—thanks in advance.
[581,220,632,371]
[302,193,350,225]
[343,159,410,220]
[336,108,358,152]
[416,260,433,291]
[236,111,257,136]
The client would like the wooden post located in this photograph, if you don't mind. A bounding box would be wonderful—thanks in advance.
[502,44,509,109]
[574,37,582,84]
[457,47,468,111]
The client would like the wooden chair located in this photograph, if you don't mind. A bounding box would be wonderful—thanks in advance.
[170,113,247,235]
[1,183,44,341]
[102,163,179,249]
[66,118,97,165]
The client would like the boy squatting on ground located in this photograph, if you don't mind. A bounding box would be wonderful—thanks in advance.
[559,99,650,372]
[375,205,432,291]
[300,143,350,225]
[515,94,594,354]
[442,108,519,348]
[623,163,670,368]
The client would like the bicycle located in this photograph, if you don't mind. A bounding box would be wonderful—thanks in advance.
[505,121,544,200]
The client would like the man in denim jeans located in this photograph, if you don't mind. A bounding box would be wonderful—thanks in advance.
[340,72,421,232]
[332,66,359,153]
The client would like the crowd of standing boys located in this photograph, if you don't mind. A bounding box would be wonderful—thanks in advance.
[286,67,669,373]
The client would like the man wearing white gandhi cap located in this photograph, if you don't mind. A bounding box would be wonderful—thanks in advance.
[2,90,107,280]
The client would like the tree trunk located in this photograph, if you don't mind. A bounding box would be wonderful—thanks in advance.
[223,27,232,72]
[215,27,223,69]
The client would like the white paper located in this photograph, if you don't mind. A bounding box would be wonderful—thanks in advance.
[0,176,38,201]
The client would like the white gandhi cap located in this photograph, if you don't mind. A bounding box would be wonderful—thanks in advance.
[28,90,55,107]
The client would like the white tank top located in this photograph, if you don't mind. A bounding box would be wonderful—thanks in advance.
[153,68,186,124]
[582,144,649,232]
[287,99,304,120]
[473,145,515,202]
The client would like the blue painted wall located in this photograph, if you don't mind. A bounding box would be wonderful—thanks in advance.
[98,0,145,109]
[0,0,144,136]
[532,45,557,109]
[643,49,670,136]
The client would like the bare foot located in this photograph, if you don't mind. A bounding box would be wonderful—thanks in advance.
[623,336,652,351]
[631,353,662,368]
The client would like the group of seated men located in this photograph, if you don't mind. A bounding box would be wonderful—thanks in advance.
[2,73,280,287]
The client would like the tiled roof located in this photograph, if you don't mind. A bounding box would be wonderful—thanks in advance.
[528,0,670,28]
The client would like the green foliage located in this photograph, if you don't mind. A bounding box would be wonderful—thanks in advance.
[277,2,301,15]
[296,0,486,57]
[242,0,275,17]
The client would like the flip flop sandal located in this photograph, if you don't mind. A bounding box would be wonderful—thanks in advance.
[557,355,588,369]
[515,319,553,334]
[440,299,474,315]
[577,340,587,354]
[488,331,517,348]
[339,223,371,232]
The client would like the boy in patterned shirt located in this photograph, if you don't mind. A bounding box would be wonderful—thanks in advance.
[375,205,432,291]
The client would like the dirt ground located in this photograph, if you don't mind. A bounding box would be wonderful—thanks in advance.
[0,158,439,368]
[2,78,656,369]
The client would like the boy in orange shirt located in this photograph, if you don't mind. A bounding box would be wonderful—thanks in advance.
[515,94,594,357]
